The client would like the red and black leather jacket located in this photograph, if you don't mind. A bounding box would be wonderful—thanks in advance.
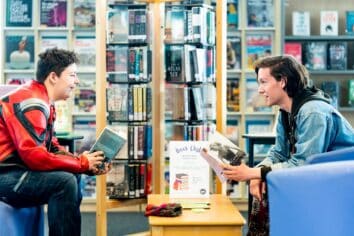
[0,80,89,173]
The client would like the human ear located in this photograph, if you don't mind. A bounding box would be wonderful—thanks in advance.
[280,77,287,89]
[48,72,58,84]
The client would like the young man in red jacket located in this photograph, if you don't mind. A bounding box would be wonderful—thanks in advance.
[0,48,109,236]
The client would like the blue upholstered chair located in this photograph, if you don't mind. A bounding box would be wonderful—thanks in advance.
[267,147,354,236]
[0,201,44,236]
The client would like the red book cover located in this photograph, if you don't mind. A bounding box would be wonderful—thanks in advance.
[284,42,302,63]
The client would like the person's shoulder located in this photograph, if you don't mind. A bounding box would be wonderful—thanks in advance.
[298,100,333,116]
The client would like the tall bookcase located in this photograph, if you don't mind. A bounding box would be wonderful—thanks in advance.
[225,0,282,200]
[283,0,354,126]
[95,0,227,235]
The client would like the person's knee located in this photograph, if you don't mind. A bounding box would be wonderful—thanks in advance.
[57,172,79,200]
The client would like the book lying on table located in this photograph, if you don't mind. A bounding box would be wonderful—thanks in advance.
[90,127,126,169]
[200,131,246,183]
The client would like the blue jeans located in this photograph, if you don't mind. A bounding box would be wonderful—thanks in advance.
[0,166,82,236]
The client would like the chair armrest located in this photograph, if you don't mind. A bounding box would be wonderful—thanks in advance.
[267,161,354,236]
[306,147,354,164]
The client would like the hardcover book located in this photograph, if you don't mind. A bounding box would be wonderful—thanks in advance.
[227,0,238,31]
[227,36,241,70]
[107,6,128,44]
[40,0,67,27]
[90,127,127,168]
[5,34,35,70]
[6,0,33,27]
[246,34,272,69]
[321,81,339,108]
[292,11,310,36]
[227,78,240,112]
[320,11,338,36]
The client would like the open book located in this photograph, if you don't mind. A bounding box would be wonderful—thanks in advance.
[90,127,126,169]
[200,131,246,182]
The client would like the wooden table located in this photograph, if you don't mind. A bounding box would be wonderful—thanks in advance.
[148,194,245,236]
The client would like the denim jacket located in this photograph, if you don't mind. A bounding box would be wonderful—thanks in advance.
[258,100,354,170]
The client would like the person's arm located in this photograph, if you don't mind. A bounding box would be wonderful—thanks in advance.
[6,107,91,173]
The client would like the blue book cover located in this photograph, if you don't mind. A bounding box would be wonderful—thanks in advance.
[6,0,33,27]
[346,11,354,35]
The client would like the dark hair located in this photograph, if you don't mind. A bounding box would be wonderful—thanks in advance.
[254,55,309,97]
[36,48,79,83]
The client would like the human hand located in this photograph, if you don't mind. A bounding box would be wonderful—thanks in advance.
[82,150,105,173]
[249,179,266,201]
[222,163,254,181]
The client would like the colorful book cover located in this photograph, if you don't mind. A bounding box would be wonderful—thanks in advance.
[227,36,241,70]
[328,42,347,70]
[40,0,67,27]
[6,0,33,27]
[304,42,327,71]
[227,78,240,112]
[292,11,310,36]
[73,0,95,29]
[165,45,184,82]
[106,6,128,44]
[165,8,185,43]
[320,11,338,36]
[227,0,238,30]
[39,34,68,52]
[284,42,302,63]
[247,0,274,28]
[246,34,272,69]
[5,34,35,70]
[346,11,354,35]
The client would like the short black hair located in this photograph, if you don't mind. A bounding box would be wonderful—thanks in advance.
[254,55,309,97]
[36,48,79,83]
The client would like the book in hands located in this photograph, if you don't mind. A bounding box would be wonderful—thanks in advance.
[200,131,246,182]
[90,127,126,169]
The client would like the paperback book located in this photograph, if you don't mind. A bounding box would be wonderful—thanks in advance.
[5,34,35,70]
[73,0,95,29]
[346,11,354,35]
[40,0,67,27]
[292,11,310,36]
[327,42,347,70]
[6,0,33,27]
[246,0,274,28]
[320,11,338,36]
[304,42,327,71]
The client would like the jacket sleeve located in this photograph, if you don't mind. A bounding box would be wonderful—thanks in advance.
[6,104,89,173]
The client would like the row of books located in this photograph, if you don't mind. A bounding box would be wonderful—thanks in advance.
[4,33,95,70]
[107,7,148,44]
[321,80,354,108]
[165,5,215,45]
[6,0,95,28]
[292,10,354,36]
[165,45,215,83]
[106,45,151,83]
[285,41,352,71]
[107,162,147,199]
[165,84,216,121]
[165,122,216,141]
[106,84,152,122]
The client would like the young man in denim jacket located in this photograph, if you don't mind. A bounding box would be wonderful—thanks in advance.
[222,55,354,235]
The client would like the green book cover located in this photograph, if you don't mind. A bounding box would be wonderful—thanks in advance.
[349,80,354,106]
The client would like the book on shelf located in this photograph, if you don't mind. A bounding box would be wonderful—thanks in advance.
[165,84,190,121]
[74,35,96,70]
[246,33,272,70]
[73,0,95,29]
[320,11,338,36]
[292,11,310,36]
[227,0,238,31]
[107,83,129,121]
[348,80,354,106]
[6,73,34,85]
[201,84,216,120]
[226,119,239,146]
[73,116,96,154]
[346,11,354,35]
[40,0,67,27]
[6,0,33,27]
[321,81,339,108]
[54,100,72,134]
[284,42,302,63]
[165,7,185,43]
[246,0,274,28]
[74,87,96,113]
[227,78,240,112]
[304,42,327,71]
[165,45,184,82]
[327,42,347,70]
[107,6,129,44]
[5,34,35,70]
[39,34,68,52]
[227,36,241,70]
